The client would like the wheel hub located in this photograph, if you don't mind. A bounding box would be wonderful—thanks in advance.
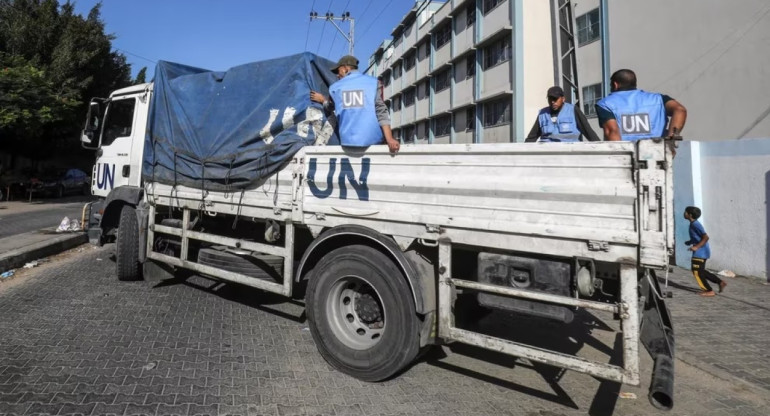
[355,292,383,324]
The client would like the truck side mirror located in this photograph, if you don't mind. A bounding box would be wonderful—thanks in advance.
[81,101,102,150]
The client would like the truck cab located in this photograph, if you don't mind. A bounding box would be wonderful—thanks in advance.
[81,83,152,244]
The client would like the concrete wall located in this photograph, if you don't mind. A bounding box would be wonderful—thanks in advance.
[608,0,770,141]
[674,139,770,280]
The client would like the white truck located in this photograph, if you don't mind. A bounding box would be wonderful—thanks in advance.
[81,54,676,410]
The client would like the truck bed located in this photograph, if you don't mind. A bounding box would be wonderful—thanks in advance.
[145,141,672,267]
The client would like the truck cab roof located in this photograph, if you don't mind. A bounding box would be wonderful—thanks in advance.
[110,82,153,99]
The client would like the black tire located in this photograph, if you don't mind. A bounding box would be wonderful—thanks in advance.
[305,245,420,381]
[116,205,141,281]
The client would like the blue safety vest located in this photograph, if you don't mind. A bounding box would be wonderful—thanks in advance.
[596,89,666,141]
[329,71,383,147]
[537,102,580,142]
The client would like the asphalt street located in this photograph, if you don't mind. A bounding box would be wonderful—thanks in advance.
[0,245,768,416]
[0,197,92,239]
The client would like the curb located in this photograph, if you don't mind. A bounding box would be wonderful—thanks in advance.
[0,231,88,272]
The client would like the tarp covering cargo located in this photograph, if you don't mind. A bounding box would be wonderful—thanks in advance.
[141,52,338,191]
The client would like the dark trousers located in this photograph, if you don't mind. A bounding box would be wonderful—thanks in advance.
[691,257,722,292]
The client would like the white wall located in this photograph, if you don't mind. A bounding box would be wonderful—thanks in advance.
[674,139,770,280]
[521,0,556,140]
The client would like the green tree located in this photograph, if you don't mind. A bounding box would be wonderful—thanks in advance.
[0,0,133,162]
[134,66,147,84]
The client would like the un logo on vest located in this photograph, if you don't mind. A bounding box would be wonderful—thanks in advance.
[620,113,651,135]
[342,90,365,108]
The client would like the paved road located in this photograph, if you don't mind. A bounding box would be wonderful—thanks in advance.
[0,246,768,416]
[0,197,92,239]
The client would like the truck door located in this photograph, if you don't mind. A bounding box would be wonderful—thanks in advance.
[93,97,139,197]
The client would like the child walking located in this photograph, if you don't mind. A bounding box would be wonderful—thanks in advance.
[684,206,726,297]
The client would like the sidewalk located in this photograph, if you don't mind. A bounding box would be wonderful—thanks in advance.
[661,266,770,393]
[0,228,87,273]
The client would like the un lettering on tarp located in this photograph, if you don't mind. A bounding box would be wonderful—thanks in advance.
[621,113,651,135]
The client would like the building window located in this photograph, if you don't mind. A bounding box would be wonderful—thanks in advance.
[420,41,431,60]
[403,125,415,143]
[577,8,600,46]
[435,23,451,49]
[382,72,391,87]
[434,114,451,137]
[582,83,602,117]
[404,51,416,70]
[466,56,475,78]
[435,68,451,92]
[393,95,401,111]
[420,121,429,140]
[483,98,511,127]
[417,80,429,99]
[466,107,476,130]
[467,4,476,26]
[483,37,511,69]
[483,0,505,15]
[403,88,416,107]
[394,63,402,79]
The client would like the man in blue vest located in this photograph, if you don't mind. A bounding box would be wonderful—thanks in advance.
[525,86,600,142]
[309,55,400,153]
[595,69,687,141]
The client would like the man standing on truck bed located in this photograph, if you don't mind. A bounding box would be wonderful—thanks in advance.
[525,86,600,142]
[310,55,400,153]
[595,69,687,141]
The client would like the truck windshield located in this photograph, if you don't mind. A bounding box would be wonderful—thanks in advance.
[101,98,136,146]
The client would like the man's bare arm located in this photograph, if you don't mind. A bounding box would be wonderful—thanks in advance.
[665,99,687,137]
[602,119,622,141]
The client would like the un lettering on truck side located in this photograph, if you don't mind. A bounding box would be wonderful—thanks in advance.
[96,163,115,190]
[307,157,370,201]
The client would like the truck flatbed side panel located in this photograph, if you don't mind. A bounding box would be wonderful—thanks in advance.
[302,142,641,261]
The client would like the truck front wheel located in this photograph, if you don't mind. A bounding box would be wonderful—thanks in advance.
[305,245,420,381]
[116,205,141,281]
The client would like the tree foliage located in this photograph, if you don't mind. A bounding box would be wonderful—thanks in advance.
[0,0,132,159]
[134,66,147,84]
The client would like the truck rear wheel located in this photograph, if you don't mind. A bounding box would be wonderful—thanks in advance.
[305,245,420,381]
[116,205,141,281]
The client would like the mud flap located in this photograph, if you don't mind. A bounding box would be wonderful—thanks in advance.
[639,269,675,411]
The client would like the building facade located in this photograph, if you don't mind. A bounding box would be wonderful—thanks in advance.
[369,0,770,144]
[366,0,555,144]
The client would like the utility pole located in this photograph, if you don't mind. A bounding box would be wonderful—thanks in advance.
[310,11,355,55]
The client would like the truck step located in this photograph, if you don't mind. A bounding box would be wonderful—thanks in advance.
[197,247,283,282]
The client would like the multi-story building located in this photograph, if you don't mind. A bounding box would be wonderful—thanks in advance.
[369,0,770,144]
[367,0,555,144]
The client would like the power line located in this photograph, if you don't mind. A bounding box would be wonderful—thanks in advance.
[316,0,334,55]
[326,0,352,56]
[357,0,374,23]
[363,0,431,72]
[305,0,317,51]
[358,0,395,40]
[115,48,157,64]
[678,4,770,95]
[651,2,770,92]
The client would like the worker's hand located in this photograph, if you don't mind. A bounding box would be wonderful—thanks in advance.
[385,137,400,154]
[689,246,697,252]
[310,91,326,105]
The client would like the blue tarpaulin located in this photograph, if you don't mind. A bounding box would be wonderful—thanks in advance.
[141,52,339,191]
